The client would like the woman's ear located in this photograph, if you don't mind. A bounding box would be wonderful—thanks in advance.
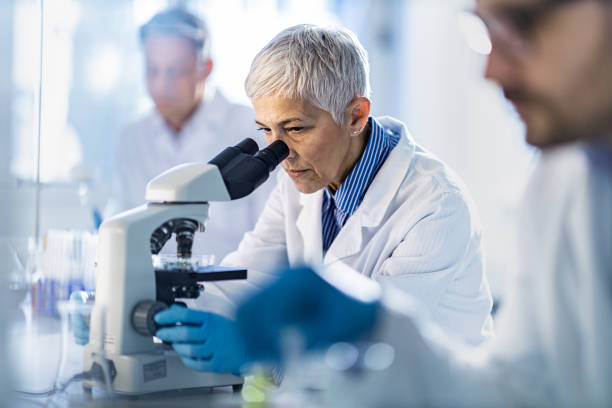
[346,97,371,134]
[199,58,214,80]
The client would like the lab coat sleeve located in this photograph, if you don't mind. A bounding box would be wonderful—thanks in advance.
[373,191,492,344]
[188,175,290,317]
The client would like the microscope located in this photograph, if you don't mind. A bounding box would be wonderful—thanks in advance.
[83,138,289,395]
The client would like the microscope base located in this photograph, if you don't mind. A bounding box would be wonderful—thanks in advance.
[83,346,242,395]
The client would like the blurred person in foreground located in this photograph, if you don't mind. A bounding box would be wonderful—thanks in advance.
[108,8,267,260]
[220,0,611,405]
[154,24,495,373]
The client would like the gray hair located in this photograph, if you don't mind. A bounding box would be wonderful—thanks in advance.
[245,24,371,125]
[139,8,211,63]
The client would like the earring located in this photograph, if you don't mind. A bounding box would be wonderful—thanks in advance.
[353,129,361,135]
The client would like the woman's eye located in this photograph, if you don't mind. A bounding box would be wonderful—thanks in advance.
[257,127,271,134]
[286,127,303,133]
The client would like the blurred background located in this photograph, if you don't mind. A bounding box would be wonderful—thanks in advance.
[0,0,535,313]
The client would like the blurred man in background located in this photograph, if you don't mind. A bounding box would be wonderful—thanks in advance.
[109,8,268,260]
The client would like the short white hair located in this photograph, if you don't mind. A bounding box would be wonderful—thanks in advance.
[245,24,371,125]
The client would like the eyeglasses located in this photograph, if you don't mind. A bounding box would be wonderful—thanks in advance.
[474,0,603,55]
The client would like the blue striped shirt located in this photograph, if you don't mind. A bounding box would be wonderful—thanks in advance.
[322,117,400,252]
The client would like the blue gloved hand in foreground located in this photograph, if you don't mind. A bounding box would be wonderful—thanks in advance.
[235,266,381,364]
[155,305,247,376]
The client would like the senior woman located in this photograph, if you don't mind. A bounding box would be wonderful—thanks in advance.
[154,24,493,374]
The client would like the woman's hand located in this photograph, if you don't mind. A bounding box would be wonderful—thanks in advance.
[155,305,247,376]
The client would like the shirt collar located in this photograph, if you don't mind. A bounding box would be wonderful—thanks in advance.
[324,117,399,217]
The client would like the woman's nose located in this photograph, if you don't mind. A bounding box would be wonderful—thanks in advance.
[285,147,298,161]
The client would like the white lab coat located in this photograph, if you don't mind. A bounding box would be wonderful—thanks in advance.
[195,116,493,345]
[341,140,612,407]
[110,87,271,260]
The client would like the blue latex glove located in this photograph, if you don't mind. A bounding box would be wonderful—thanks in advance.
[69,290,94,346]
[235,266,381,364]
[155,305,247,376]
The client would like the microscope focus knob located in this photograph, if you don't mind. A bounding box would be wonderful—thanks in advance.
[131,300,168,336]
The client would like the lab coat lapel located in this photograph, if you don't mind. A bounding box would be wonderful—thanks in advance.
[296,190,324,265]
[324,127,415,265]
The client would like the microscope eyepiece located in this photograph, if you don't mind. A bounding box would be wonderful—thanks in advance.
[254,140,290,172]
[208,138,259,170]
[210,138,289,200]
[235,138,259,156]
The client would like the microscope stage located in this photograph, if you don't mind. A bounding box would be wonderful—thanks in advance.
[155,266,247,305]
[155,265,247,281]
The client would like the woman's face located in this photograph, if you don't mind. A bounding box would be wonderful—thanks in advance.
[253,96,366,194]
